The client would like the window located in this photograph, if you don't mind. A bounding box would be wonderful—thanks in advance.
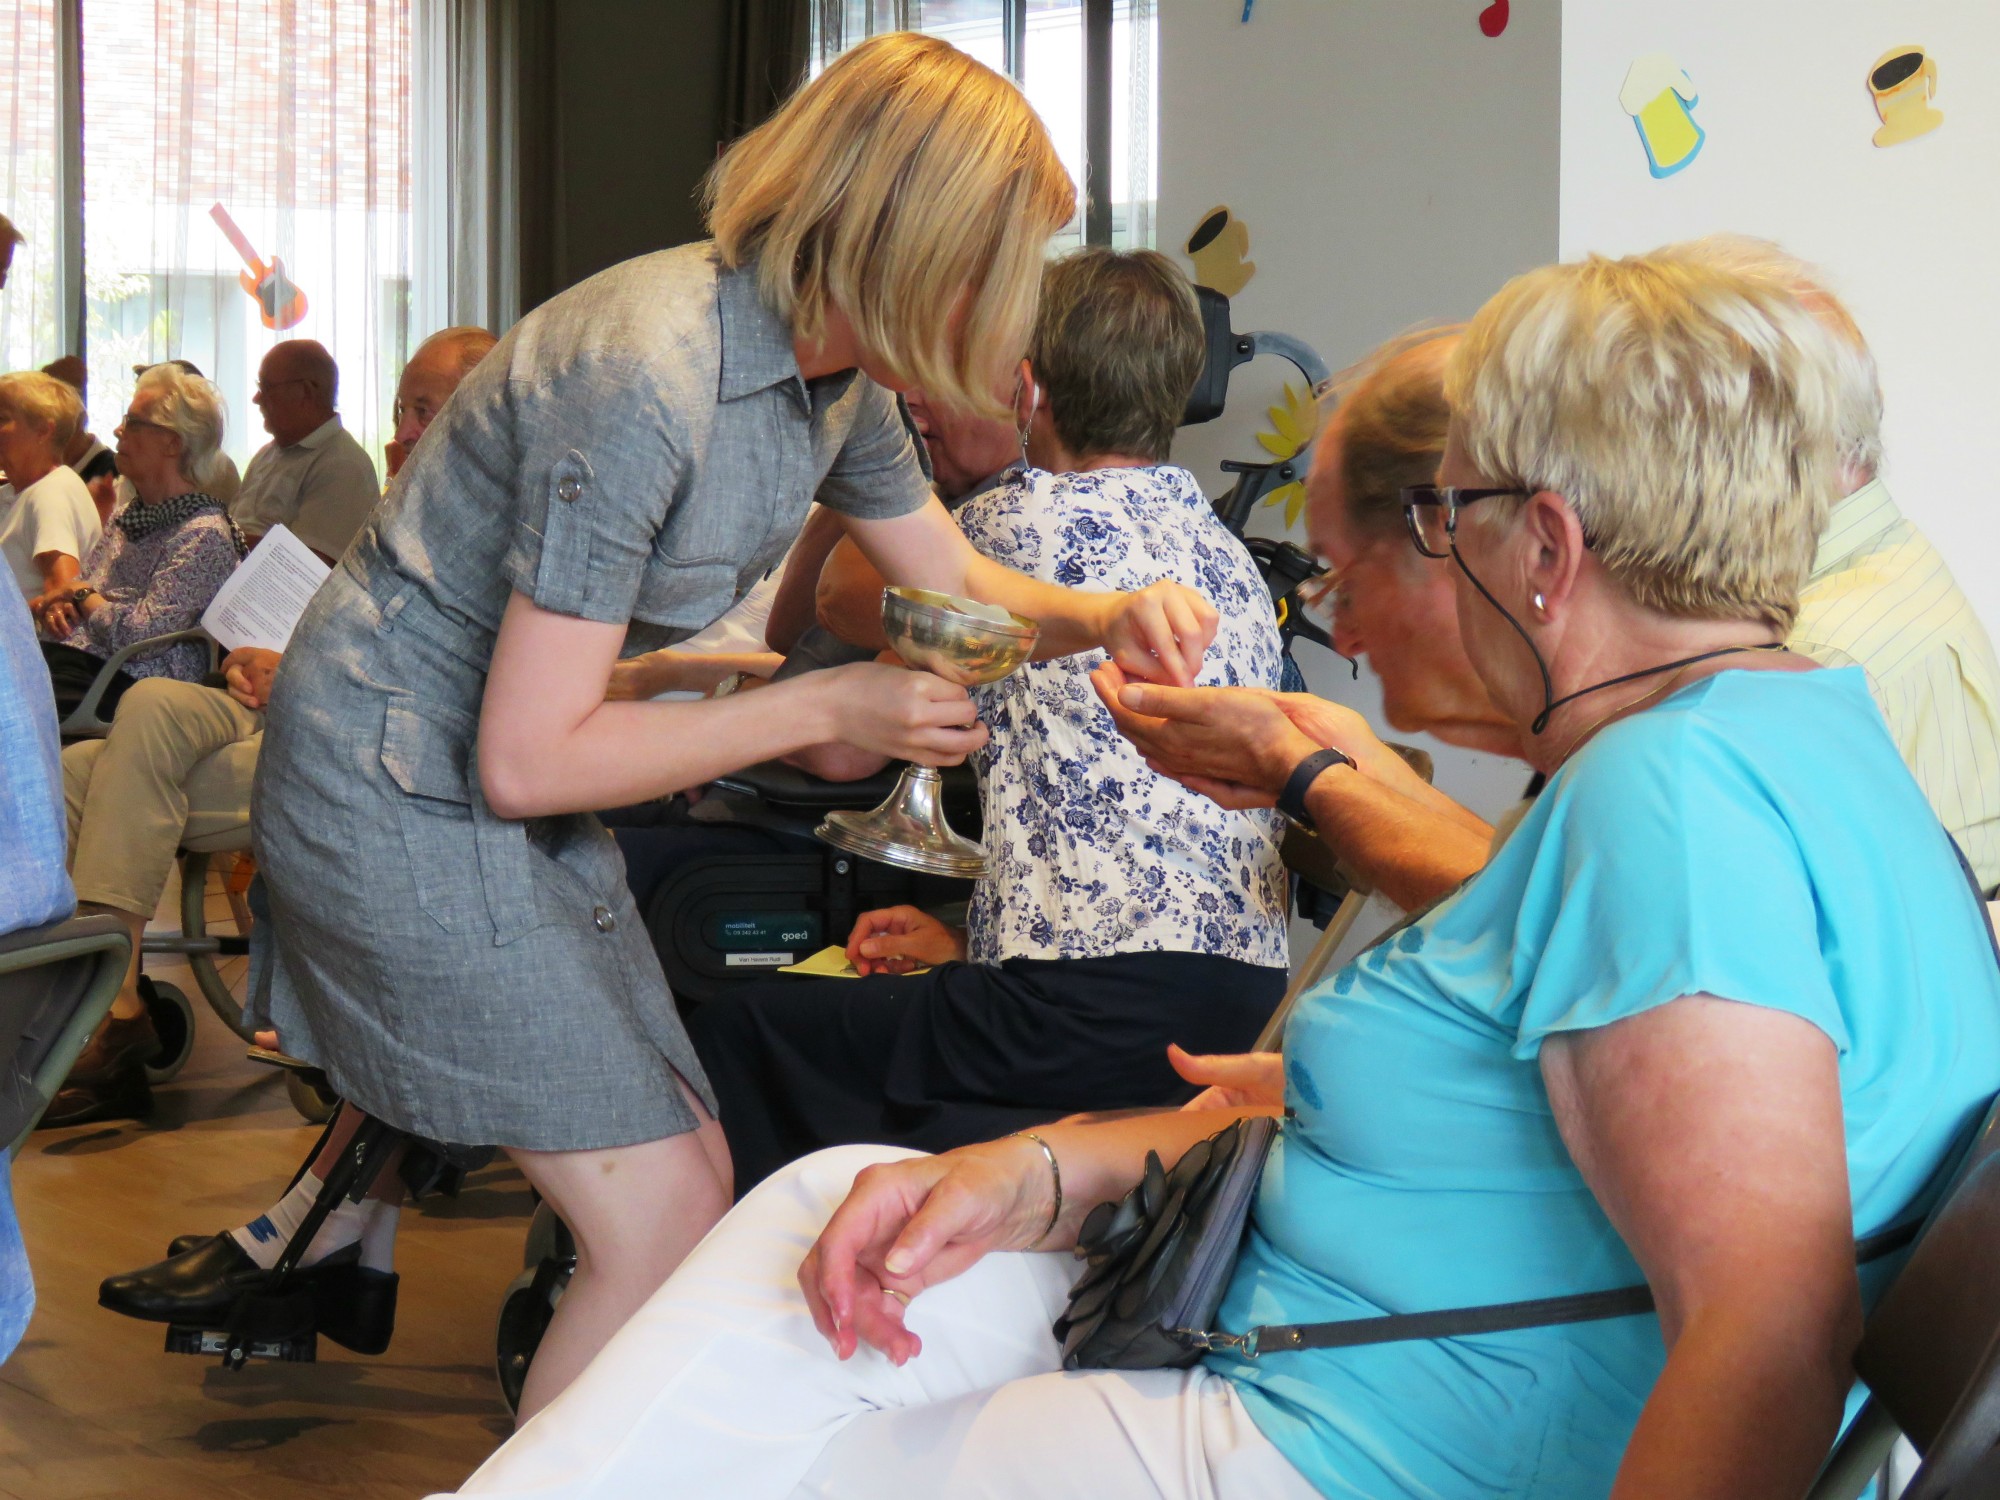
[0,0,65,373]
[2,0,416,479]
[808,0,1157,251]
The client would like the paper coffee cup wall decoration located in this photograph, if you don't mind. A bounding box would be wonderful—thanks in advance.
[1869,45,1944,148]
[1620,54,1706,179]
[1186,207,1256,298]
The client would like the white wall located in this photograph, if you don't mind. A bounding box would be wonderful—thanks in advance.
[1159,0,1565,828]
[1560,1,2000,634]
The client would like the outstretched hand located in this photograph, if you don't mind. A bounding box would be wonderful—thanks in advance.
[1091,662,1317,808]
[798,1139,1054,1365]
[1100,581,1218,687]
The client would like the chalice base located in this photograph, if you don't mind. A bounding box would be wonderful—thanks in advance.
[816,764,988,879]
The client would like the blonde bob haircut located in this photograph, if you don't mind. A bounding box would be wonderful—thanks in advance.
[1649,234,1884,483]
[1448,251,1850,630]
[704,32,1075,416]
[0,370,83,450]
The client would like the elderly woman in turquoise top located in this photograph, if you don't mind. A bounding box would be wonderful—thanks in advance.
[446,250,2000,1498]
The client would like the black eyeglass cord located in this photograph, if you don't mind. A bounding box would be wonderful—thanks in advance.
[1449,549,1785,736]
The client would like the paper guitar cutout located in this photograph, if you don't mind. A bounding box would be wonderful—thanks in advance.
[209,203,308,331]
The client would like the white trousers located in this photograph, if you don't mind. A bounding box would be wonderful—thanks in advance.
[449,1146,1321,1500]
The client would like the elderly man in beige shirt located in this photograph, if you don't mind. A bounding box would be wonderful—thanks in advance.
[230,339,381,563]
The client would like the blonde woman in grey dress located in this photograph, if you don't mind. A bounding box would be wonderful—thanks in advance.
[250,34,1221,1419]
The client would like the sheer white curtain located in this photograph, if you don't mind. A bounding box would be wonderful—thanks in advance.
[80,0,417,476]
[411,0,529,339]
[807,0,1157,249]
[0,0,66,370]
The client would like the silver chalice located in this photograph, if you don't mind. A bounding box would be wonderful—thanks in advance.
[816,586,1039,878]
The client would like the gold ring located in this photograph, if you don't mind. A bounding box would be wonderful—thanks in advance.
[882,1287,912,1306]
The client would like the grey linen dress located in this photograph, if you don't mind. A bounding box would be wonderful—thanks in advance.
[249,243,932,1150]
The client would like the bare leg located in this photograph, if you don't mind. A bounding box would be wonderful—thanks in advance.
[507,1077,732,1422]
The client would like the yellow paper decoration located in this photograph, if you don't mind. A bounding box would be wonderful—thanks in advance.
[1256,381,1319,530]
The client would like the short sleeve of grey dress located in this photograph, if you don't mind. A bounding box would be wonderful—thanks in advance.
[247,243,933,1151]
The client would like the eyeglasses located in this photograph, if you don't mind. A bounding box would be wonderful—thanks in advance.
[255,377,309,396]
[116,412,168,435]
[1295,568,1349,632]
[1400,484,1528,559]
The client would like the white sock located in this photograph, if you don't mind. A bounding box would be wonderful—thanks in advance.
[228,1176,398,1271]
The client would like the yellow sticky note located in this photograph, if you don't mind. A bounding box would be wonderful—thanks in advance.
[776,945,930,979]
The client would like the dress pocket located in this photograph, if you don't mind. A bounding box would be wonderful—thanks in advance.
[633,557,740,634]
[379,699,543,945]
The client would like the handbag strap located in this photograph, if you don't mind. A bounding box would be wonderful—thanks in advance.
[1186,1220,1920,1359]
[1186,828,1997,1363]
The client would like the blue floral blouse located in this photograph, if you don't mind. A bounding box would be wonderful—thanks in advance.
[956,464,1289,968]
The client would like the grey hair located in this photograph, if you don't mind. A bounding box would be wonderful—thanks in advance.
[134,363,229,489]
[1449,250,1852,631]
[1650,234,1884,483]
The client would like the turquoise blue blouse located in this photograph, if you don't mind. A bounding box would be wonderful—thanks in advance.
[1212,667,2000,1497]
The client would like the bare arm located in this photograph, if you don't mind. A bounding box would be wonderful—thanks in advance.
[799,1106,1255,1364]
[766,505,852,655]
[815,535,892,652]
[1543,998,1858,1500]
[838,499,1217,686]
[478,590,988,819]
[604,649,784,701]
[1091,664,1494,910]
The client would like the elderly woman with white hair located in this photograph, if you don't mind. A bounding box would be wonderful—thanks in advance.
[37,362,243,719]
[448,250,2000,1500]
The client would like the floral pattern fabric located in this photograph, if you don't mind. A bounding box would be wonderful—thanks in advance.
[956,464,1289,968]
[58,497,242,682]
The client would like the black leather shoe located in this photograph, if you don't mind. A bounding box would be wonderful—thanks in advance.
[166,1233,221,1258]
[99,1236,361,1327]
[37,1065,152,1129]
[317,1267,398,1355]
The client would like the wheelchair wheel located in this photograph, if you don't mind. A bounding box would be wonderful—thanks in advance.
[140,977,198,1085]
[283,1069,341,1124]
[495,1201,574,1414]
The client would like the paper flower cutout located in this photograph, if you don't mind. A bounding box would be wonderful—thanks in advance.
[1257,380,1318,529]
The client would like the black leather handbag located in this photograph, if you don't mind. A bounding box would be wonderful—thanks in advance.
[1055,1109,1930,1371]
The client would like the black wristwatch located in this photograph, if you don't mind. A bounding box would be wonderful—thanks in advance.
[1276,747,1354,831]
[69,586,96,606]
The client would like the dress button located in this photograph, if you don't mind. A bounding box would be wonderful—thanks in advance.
[557,477,583,502]
[592,905,615,933]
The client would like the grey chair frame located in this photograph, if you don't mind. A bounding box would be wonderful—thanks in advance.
[57,627,220,739]
[1806,1097,2000,1500]
[1,912,132,1155]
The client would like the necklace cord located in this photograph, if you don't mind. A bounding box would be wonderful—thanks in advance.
[1448,547,1784,737]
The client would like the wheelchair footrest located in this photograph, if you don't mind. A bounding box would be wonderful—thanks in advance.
[165,1321,317,1364]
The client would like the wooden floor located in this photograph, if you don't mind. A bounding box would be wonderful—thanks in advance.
[2,868,527,1499]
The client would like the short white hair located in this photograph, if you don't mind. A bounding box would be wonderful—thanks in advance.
[1449,250,1851,630]
[1650,234,1884,482]
[134,363,229,489]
